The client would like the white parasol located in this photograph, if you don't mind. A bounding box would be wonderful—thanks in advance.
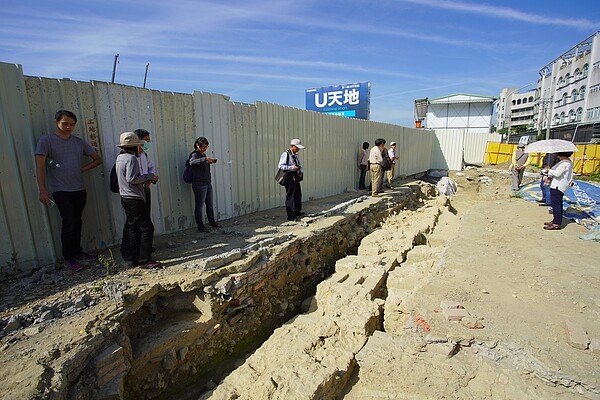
[524,139,578,154]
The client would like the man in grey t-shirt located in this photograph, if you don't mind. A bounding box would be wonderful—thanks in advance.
[35,110,102,271]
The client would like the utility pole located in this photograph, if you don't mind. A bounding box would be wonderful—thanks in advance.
[143,63,150,88]
[111,53,120,83]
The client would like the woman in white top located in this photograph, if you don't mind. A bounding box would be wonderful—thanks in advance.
[543,151,574,230]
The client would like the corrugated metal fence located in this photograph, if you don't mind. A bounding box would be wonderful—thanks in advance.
[431,129,502,170]
[0,62,435,272]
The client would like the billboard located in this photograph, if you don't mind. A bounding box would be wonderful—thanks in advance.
[305,82,370,120]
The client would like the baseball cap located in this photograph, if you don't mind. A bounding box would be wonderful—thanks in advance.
[290,139,305,149]
[390,141,396,146]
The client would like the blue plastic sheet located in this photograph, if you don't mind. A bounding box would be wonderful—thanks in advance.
[518,179,600,222]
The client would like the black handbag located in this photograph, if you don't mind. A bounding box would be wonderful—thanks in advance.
[381,157,392,171]
[275,168,290,186]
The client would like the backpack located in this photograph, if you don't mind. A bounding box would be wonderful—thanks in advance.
[109,164,119,193]
[183,151,196,184]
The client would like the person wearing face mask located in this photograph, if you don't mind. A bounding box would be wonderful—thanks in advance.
[120,129,159,261]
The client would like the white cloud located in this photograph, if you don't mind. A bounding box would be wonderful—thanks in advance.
[399,0,599,30]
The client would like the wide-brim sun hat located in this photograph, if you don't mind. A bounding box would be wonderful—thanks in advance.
[290,138,305,149]
[117,132,142,148]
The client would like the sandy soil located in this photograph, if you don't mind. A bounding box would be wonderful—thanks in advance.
[1,166,599,399]
[344,167,600,399]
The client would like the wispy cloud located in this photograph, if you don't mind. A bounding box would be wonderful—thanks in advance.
[399,0,600,30]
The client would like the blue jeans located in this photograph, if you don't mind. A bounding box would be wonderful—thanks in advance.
[550,187,564,226]
[358,165,367,190]
[192,182,215,228]
[540,179,551,205]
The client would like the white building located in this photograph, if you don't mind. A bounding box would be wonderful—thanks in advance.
[425,93,496,134]
[495,87,537,132]
[536,31,600,142]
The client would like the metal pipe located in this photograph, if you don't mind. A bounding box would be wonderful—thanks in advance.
[111,53,119,83]
[143,63,150,88]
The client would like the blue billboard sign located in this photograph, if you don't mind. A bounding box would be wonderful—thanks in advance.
[305,82,371,120]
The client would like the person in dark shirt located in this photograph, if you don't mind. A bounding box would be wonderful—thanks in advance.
[190,136,221,232]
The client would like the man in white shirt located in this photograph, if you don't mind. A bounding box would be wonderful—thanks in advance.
[369,138,386,197]
[279,139,305,220]
[387,141,398,188]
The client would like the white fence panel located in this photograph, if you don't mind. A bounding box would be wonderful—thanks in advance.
[464,132,502,164]
[1,61,437,273]
[431,129,465,171]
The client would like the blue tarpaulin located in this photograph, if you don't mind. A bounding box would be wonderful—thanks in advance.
[518,179,600,240]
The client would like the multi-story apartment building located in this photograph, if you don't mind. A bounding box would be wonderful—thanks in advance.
[495,87,537,132]
[535,31,600,142]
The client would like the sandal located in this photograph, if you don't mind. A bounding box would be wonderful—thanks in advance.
[543,224,561,230]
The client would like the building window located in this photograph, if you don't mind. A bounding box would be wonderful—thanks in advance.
[560,112,567,124]
[517,99,522,105]
[565,73,571,84]
[528,96,534,102]
[554,113,560,124]
[512,100,516,105]
[583,64,589,78]
[562,93,568,105]
[572,89,578,102]
[576,108,583,121]
[574,68,582,80]
[580,86,586,100]
[569,110,576,122]
[558,77,565,87]
[588,107,600,120]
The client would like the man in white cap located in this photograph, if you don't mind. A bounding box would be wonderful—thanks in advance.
[115,132,160,268]
[278,138,305,221]
[510,143,530,191]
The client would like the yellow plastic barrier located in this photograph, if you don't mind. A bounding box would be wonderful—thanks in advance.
[484,142,600,175]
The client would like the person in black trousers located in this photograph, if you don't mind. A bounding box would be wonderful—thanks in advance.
[115,132,160,268]
[189,136,221,232]
[278,139,305,221]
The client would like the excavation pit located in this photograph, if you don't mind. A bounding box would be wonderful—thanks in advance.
[4,182,439,400]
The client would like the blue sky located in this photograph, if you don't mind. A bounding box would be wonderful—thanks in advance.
[1,0,599,127]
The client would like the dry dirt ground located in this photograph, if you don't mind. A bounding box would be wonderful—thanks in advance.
[344,168,600,399]
[1,166,599,399]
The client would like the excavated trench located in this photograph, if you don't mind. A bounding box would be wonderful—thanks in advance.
[77,184,435,400]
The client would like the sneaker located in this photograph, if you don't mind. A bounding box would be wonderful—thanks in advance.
[75,252,98,262]
[64,259,83,272]
[140,260,161,269]
[295,212,306,217]
[209,222,222,228]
